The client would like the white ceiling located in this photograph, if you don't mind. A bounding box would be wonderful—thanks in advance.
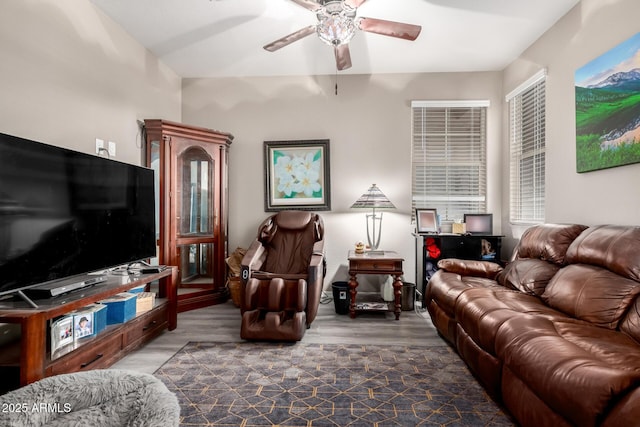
[88,0,580,78]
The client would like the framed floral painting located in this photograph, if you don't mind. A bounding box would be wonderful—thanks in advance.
[263,139,331,211]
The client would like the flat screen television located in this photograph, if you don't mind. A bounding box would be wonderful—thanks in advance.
[463,213,493,235]
[0,132,156,298]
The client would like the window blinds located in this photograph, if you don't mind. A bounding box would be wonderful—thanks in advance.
[508,74,546,224]
[411,101,488,223]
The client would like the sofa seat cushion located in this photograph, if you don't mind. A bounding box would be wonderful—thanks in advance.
[426,270,502,318]
[542,264,640,329]
[455,288,571,355]
[496,315,640,427]
[496,258,560,296]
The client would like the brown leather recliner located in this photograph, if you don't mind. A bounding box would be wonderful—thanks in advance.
[240,211,325,341]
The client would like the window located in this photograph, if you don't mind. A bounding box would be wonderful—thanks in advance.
[507,70,546,224]
[411,101,488,225]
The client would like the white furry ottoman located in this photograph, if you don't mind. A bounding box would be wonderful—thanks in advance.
[0,369,179,427]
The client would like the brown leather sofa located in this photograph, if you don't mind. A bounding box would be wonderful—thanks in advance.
[424,223,640,427]
[240,211,325,341]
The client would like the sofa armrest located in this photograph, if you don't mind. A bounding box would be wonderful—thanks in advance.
[437,258,503,280]
[308,240,325,277]
[240,239,266,285]
[305,240,325,325]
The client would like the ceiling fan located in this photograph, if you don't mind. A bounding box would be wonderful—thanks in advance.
[263,0,422,71]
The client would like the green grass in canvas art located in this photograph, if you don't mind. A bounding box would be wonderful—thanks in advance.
[576,88,640,172]
[574,32,640,173]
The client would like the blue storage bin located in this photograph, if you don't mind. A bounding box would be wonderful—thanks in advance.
[128,284,146,294]
[89,303,108,334]
[99,292,137,325]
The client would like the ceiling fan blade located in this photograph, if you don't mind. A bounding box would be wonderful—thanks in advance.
[344,0,367,8]
[288,0,322,12]
[357,17,422,41]
[334,44,352,71]
[263,25,316,52]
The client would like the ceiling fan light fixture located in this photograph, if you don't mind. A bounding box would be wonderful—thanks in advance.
[264,0,421,71]
[317,14,356,46]
[315,1,357,46]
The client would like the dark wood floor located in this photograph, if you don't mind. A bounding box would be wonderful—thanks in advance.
[113,292,445,373]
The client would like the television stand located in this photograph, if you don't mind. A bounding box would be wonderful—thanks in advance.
[0,267,177,391]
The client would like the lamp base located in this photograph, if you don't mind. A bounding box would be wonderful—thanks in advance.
[365,211,384,250]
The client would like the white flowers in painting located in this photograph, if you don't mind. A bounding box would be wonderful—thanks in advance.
[274,150,322,199]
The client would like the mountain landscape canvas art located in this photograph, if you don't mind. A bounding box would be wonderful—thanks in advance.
[575,32,640,172]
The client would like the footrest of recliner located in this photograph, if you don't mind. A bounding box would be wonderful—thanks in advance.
[241,277,308,341]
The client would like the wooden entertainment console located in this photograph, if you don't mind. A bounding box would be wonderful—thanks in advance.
[0,267,177,391]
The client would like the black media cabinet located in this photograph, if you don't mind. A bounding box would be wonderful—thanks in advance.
[417,234,503,301]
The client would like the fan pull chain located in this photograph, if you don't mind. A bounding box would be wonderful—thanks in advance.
[335,67,339,95]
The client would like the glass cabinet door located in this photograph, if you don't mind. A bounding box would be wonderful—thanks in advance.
[179,150,212,238]
[178,243,214,285]
[175,145,217,290]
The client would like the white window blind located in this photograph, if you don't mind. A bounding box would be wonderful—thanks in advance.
[411,101,488,224]
[508,72,546,224]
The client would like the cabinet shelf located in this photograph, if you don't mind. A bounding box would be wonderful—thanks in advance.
[353,292,393,313]
[45,297,169,364]
[0,267,177,393]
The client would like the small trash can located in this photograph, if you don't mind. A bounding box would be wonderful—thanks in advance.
[401,282,416,311]
[332,281,350,315]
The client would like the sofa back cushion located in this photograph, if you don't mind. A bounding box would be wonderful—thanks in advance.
[565,224,640,282]
[542,264,640,329]
[497,259,560,296]
[515,223,587,265]
[260,211,323,275]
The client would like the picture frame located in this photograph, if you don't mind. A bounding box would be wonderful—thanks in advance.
[73,310,94,339]
[264,139,331,211]
[416,208,438,233]
[50,315,74,358]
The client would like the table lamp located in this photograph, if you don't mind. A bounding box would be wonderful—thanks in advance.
[350,184,396,251]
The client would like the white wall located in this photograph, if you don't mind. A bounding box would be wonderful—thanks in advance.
[0,0,181,165]
[501,0,640,253]
[182,72,503,288]
[9,0,638,293]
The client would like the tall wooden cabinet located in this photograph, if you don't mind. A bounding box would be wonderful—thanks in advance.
[143,120,233,312]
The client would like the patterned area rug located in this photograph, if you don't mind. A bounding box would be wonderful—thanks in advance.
[155,342,515,426]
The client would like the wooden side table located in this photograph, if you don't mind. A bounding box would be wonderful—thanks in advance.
[347,250,404,320]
